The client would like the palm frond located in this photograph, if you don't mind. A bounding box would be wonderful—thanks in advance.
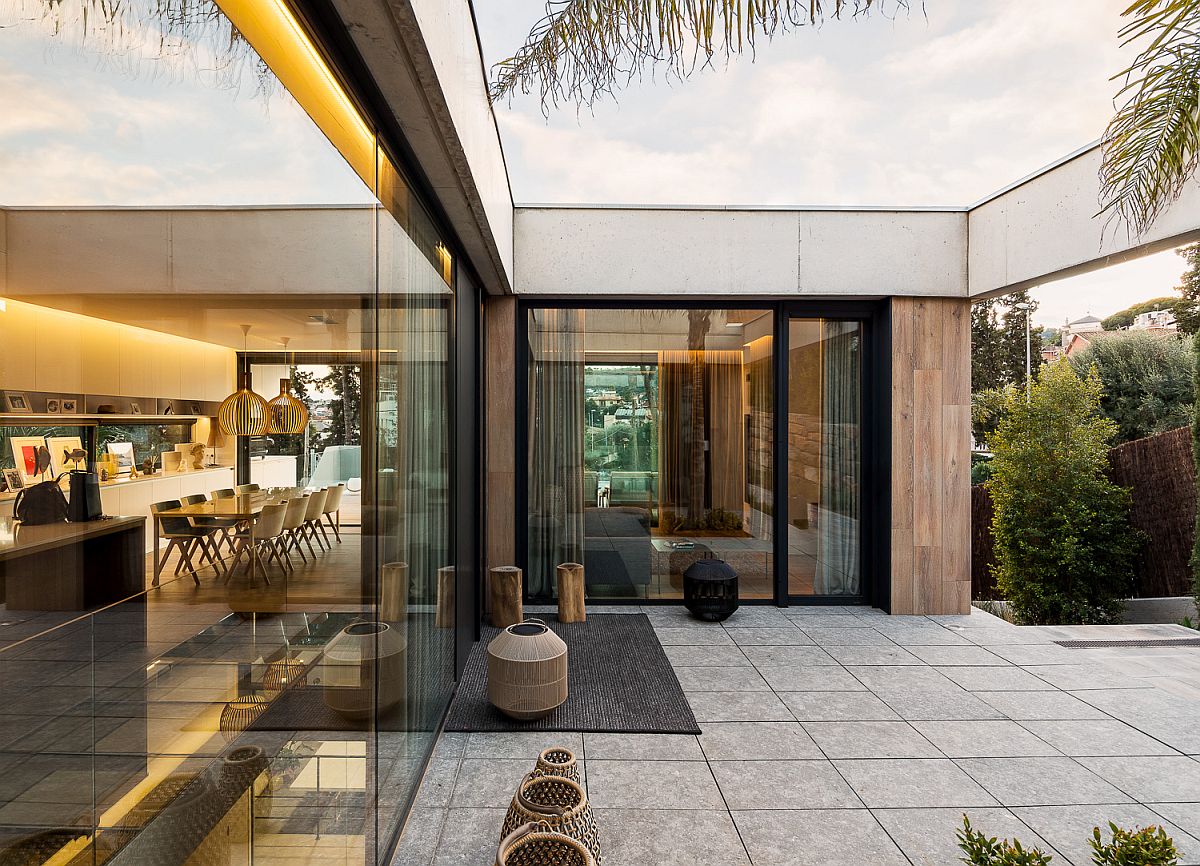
[1099,0,1200,238]
[490,0,909,111]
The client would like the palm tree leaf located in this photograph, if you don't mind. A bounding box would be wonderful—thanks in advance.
[490,0,909,111]
[1099,0,1200,237]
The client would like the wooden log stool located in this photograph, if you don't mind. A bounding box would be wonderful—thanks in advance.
[435,565,455,628]
[488,566,523,628]
[556,562,586,623]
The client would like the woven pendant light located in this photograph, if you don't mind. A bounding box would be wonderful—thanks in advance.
[267,337,308,434]
[218,325,269,437]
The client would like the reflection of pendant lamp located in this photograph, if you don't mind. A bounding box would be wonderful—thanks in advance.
[263,657,307,695]
[218,325,268,437]
[267,337,309,435]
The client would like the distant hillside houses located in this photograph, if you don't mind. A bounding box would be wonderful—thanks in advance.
[1045,310,1179,361]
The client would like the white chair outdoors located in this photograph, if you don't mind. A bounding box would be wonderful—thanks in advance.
[300,488,329,557]
[321,483,345,542]
[227,501,288,584]
[280,494,311,568]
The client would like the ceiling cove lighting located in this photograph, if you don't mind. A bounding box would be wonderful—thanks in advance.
[267,336,309,435]
[218,325,269,437]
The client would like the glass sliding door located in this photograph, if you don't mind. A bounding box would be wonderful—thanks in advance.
[786,318,864,598]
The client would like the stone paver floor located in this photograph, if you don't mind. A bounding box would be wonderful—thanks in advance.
[393,606,1200,865]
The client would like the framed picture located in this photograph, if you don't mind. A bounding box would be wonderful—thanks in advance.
[10,436,47,482]
[107,441,136,475]
[129,401,142,415]
[2,468,22,492]
[4,393,29,413]
[45,398,61,414]
[48,436,85,476]
[189,402,202,415]
[162,403,173,415]
[61,399,78,414]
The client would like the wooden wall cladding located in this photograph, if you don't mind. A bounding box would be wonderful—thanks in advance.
[484,296,517,575]
[891,296,972,615]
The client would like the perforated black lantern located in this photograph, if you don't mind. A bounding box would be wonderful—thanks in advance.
[683,558,739,622]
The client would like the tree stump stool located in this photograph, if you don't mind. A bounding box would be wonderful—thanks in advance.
[435,565,455,628]
[488,566,524,628]
[556,562,586,623]
[380,561,408,623]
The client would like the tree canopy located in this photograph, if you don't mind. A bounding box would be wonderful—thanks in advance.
[1101,296,1182,331]
[972,291,1043,394]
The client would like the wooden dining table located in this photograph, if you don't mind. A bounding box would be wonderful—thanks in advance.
[152,493,271,585]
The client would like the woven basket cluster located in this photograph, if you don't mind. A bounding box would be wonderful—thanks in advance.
[496,823,595,866]
[502,773,602,865]
[532,747,580,783]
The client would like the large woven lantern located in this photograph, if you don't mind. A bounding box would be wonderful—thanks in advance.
[218,370,269,436]
[267,378,308,434]
[487,619,568,720]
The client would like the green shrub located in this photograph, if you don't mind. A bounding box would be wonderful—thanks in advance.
[972,384,1018,449]
[702,507,742,531]
[1192,331,1200,618]
[971,453,995,485]
[1089,822,1178,865]
[986,362,1142,625]
[957,815,1053,865]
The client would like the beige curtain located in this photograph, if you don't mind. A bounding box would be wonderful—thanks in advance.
[706,351,745,517]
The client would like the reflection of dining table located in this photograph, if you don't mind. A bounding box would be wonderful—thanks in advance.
[152,494,269,585]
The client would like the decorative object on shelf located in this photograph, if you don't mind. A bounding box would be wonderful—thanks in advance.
[205,420,226,466]
[487,619,568,721]
[47,436,85,477]
[188,402,202,415]
[488,565,524,628]
[321,621,407,721]
[161,451,182,473]
[267,336,309,435]
[140,457,156,477]
[219,695,268,739]
[45,398,60,414]
[162,402,173,415]
[96,404,117,414]
[219,325,269,437]
[95,454,118,482]
[2,468,23,491]
[61,399,77,414]
[556,562,586,623]
[263,657,307,695]
[4,393,29,412]
[67,469,103,523]
[496,824,596,866]
[533,746,580,783]
[189,442,206,470]
[129,400,142,415]
[501,773,601,865]
[9,436,46,483]
[106,441,135,476]
[683,558,739,622]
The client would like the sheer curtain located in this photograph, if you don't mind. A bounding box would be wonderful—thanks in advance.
[527,309,586,597]
[815,320,861,595]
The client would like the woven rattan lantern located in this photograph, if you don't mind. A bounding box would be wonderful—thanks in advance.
[219,695,268,740]
[263,657,307,695]
[267,337,309,435]
[487,619,567,721]
[218,325,269,437]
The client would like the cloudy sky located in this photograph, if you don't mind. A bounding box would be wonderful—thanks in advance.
[475,0,1191,325]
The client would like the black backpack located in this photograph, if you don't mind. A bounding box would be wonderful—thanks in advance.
[14,477,69,525]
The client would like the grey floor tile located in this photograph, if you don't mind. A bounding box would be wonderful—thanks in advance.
[960,628,1058,646]
[721,607,794,627]
[449,759,530,808]
[784,613,876,628]
[908,645,1008,666]
[873,626,973,647]
[415,758,461,807]
[711,759,860,809]
[938,665,1058,691]
[665,645,751,667]
[430,732,468,760]
[686,690,793,722]
[803,721,942,759]
[975,690,1108,720]
[593,808,751,866]
[779,691,901,721]
[587,759,724,809]
[463,731,584,760]
[1148,802,1200,839]
[823,645,926,666]
[741,645,837,667]
[956,757,1134,806]
[431,807,505,865]
[800,627,897,646]
[912,720,1061,758]
[698,721,824,761]
[879,689,1007,721]
[389,806,444,866]
[848,666,961,693]
[1021,719,1180,757]
[1016,804,1200,866]
[1076,755,1200,802]
[672,666,771,692]
[654,626,735,646]
[834,758,997,808]
[724,626,815,646]
[987,644,1081,666]
[872,807,1060,866]
[584,732,704,761]
[756,664,867,692]
[733,808,908,866]
[1024,664,1147,691]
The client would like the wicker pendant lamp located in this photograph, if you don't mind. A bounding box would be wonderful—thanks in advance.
[267,337,309,435]
[218,325,269,437]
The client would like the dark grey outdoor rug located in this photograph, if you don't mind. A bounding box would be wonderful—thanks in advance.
[445,613,700,734]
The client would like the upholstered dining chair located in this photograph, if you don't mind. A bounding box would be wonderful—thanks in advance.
[320,483,346,543]
[151,499,225,585]
[300,488,329,557]
[280,494,311,569]
[234,483,260,496]
[227,501,288,584]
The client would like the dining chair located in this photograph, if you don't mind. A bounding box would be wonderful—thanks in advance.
[300,488,329,557]
[184,492,240,555]
[151,499,224,585]
[321,484,346,542]
[280,494,311,569]
[212,488,236,499]
[227,501,288,584]
[234,483,260,496]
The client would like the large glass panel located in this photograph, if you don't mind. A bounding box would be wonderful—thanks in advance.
[527,308,774,600]
[787,319,863,596]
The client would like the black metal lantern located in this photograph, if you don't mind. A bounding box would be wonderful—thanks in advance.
[683,558,739,622]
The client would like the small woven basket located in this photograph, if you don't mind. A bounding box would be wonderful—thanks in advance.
[533,746,580,783]
[502,774,602,865]
[496,823,595,866]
